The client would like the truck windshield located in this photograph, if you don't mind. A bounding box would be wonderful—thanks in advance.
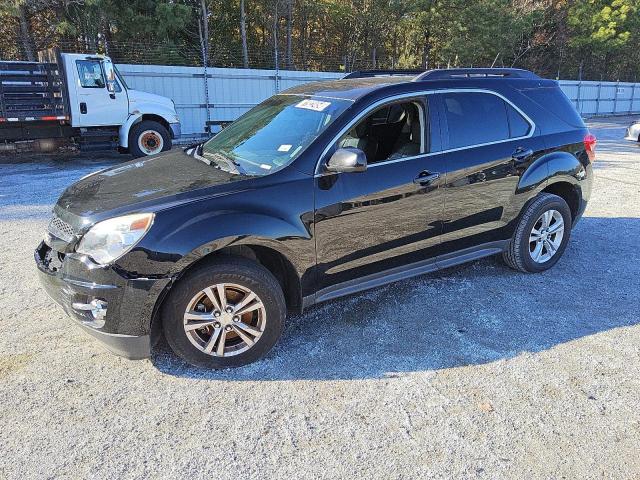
[201,94,352,175]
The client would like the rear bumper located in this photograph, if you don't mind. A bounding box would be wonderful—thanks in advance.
[572,164,592,227]
[35,241,170,359]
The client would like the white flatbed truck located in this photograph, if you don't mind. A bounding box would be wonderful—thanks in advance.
[0,49,180,157]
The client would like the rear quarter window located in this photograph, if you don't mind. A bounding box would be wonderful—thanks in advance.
[520,87,584,128]
[506,104,531,138]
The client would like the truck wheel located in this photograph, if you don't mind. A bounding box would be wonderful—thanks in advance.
[161,257,286,369]
[129,120,171,157]
[503,193,572,273]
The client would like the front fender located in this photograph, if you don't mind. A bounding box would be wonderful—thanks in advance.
[118,105,179,148]
[119,208,315,281]
[118,113,144,148]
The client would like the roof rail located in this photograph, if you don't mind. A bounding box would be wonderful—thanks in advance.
[413,68,539,81]
[342,69,425,79]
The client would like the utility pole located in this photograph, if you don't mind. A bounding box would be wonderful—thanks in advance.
[198,0,211,131]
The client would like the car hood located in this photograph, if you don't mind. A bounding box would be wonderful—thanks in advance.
[56,147,251,222]
[127,89,174,110]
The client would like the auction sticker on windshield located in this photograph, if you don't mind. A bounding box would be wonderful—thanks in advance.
[295,99,331,111]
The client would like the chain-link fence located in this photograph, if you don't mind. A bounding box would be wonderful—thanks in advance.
[0,39,406,73]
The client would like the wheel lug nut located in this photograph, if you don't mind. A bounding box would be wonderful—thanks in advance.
[213,311,221,317]
[214,322,221,328]
[225,325,232,331]
[225,307,233,313]
[233,316,240,322]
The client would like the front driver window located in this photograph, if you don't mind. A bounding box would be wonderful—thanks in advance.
[76,60,105,88]
[337,100,424,164]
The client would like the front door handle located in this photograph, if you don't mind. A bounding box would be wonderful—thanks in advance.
[109,93,116,100]
[80,102,87,114]
[512,147,534,164]
[413,171,440,186]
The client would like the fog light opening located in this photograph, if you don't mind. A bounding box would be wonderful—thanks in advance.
[89,299,108,321]
[72,299,108,325]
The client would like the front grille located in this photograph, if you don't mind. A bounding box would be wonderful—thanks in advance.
[47,215,76,242]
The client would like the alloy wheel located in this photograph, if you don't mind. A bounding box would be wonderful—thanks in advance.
[529,209,564,263]
[183,283,266,357]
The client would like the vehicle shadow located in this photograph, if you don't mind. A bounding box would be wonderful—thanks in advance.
[152,216,640,381]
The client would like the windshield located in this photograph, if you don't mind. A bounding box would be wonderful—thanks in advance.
[201,94,352,175]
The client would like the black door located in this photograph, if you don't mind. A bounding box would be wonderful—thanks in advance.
[313,96,447,298]
[431,91,545,258]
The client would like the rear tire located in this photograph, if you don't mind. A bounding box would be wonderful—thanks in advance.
[161,257,286,369]
[128,120,171,158]
[503,193,572,273]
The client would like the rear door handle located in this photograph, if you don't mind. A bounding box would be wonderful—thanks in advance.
[413,171,440,186]
[512,147,534,164]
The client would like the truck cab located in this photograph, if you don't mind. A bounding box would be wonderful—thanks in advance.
[0,50,180,157]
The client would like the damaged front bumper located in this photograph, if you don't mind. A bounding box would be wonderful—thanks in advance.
[35,241,170,359]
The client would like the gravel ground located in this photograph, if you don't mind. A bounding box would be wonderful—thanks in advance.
[1,116,639,479]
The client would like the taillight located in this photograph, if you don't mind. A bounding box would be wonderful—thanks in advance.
[584,133,597,162]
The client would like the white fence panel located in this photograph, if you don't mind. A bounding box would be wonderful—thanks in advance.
[116,64,639,141]
[558,80,640,117]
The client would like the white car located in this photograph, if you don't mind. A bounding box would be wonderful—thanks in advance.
[624,119,640,143]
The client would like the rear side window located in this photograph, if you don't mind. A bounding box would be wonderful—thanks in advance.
[440,92,509,149]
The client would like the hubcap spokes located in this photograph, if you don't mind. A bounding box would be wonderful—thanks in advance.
[183,283,266,357]
[529,209,564,263]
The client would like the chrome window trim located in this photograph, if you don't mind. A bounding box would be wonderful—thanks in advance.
[313,88,536,176]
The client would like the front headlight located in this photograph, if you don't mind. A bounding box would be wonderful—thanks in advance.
[76,213,154,265]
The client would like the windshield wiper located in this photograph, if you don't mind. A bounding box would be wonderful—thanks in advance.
[201,151,244,175]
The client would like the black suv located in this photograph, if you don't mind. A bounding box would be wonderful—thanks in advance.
[35,68,596,368]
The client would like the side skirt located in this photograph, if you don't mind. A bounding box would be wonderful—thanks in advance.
[303,240,508,309]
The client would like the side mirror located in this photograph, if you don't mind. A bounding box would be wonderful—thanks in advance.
[103,59,116,93]
[326,147,367,173]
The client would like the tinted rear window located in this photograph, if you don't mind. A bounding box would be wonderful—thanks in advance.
[440,92,509,149]
[521,87,584,128]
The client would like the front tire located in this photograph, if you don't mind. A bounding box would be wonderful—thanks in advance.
[503,193,572,273]
[161,257,286,369]
[128,120,171,158]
